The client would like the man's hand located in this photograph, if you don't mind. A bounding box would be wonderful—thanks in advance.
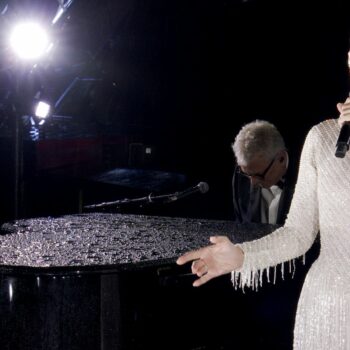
[176,236,244,287]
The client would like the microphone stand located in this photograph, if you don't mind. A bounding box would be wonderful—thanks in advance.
[84,182,209,210]
[84,191,182,210]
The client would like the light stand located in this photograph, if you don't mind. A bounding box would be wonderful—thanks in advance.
[9,23,51,219]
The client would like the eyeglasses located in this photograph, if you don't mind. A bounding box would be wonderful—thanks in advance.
[237,156,277,180]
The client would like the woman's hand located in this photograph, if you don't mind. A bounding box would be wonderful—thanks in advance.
[337,97,350,126]
[176,236,244,287]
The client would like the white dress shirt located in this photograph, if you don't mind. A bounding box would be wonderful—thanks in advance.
[260,185,282,224]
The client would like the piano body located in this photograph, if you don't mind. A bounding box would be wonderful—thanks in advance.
[0,213,300,349]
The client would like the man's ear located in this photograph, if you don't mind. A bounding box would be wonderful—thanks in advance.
[278,150,288,164]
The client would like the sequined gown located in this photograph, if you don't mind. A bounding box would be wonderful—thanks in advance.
[234,119,350,349]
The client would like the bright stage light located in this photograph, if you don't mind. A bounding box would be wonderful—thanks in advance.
[35,101,51,119]
[10,22,50,60]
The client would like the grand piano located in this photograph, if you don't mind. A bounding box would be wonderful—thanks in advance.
[0,213,317,349]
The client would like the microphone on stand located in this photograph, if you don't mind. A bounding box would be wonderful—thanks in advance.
[151,181,209,203]
[335,123,350,158]
[83,182,210,209]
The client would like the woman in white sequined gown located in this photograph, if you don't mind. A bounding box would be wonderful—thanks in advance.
[177,115,350,349]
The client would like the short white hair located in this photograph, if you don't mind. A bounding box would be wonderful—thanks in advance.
[231,120,285,166]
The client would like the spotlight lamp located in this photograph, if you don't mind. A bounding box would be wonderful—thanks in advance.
[9,22,51,60]
[35,101,51,119]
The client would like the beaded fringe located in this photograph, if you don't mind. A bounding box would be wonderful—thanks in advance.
[231,255,299,292]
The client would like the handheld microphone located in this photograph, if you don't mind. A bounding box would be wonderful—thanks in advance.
[335,124,350,158]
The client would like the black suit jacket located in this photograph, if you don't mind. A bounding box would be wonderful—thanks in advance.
[232,162,296,225]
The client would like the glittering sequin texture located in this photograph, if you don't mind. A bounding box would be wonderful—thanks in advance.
[232,119,350,349]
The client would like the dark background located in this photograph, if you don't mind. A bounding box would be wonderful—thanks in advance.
[0,2,347,349]
[0,0,350,222]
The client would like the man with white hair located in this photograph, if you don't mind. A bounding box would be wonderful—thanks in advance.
[230,120,302,349]
[232,120,295,225]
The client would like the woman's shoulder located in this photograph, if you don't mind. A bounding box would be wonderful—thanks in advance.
[303,119,339,152]
[314,118,338,129]
[308,118,339,138]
